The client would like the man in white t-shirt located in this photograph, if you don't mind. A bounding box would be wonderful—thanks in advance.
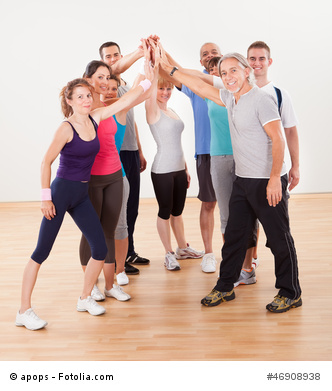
[247,41,300,191]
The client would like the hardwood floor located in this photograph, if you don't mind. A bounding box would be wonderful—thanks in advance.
[0,194,331,361]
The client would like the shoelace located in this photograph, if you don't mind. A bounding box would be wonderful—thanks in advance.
[204,256,216,265]
[26,308,40,320]
[86,296,100,307]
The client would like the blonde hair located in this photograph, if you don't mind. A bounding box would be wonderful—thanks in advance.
[157,76,174,89]
[59,78,93,118]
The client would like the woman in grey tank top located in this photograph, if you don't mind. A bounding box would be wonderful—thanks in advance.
[145,74,203,271]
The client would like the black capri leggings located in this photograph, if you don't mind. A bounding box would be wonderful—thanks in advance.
[31,177,107,264]
[80,170,123,266]
[151,169,187,220]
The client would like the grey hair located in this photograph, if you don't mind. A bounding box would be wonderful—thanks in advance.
[218,52,256,86]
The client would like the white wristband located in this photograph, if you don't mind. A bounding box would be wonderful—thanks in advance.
[41,188,52,201]
[139,79,152,92]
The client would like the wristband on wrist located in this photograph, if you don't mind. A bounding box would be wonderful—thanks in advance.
[139,79,152,92]
[41,188,52,201]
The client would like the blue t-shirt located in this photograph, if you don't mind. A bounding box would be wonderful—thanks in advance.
[181,70,211,157]
[205,99,233,156]
[113,115,126,177]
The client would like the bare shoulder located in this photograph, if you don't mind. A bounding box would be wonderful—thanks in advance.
[54,120,73,143]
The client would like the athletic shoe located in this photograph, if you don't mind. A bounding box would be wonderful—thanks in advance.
[125,262,140,275]
[201,289,235,307]
[77,296,106,316]
[164,252,181,271]
[104,284,131,301]
[126,253,150,265]
[91,284,105,301]
[252,257,259,269]
[266,295,302,313]
[234,267,256,287]
[200,253,217,273]
[116,271,129,286]
[15,308,48,330]
[175,243,204,259]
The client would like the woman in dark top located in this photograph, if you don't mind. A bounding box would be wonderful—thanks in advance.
[16,46,154,330]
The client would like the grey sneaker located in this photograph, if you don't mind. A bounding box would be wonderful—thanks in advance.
[77,296,106,316]
[175,243,204,259]
[15,308,48,330]
[234,267,256,287]
[164,252,181,271]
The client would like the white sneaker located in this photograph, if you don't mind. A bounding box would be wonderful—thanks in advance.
[252,257,259,269]
[175,243,205,259]
[91,284,105,301]
[77,296,106,316]
[104,284,131,301]
[116,271,129,286]
[201,253,217,273]
[15,308,48,330]
[164,252,181,271]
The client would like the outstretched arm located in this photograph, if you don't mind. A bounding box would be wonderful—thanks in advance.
[159,58,223,105]
[110,45,144,76]
[93,40,155,123]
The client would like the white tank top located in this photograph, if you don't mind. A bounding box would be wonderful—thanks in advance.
[149,110,185,174]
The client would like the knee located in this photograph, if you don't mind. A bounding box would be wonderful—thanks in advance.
[115,227,128,240]
[91,242,108,261]
[201,201,216,213]
[158,207,171,220]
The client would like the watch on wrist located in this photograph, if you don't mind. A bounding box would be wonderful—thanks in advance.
[170,66,178,76]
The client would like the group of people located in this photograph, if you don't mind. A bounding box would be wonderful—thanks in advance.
[15,36,302,331]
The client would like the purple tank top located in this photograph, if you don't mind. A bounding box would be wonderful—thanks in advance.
[56,115,100,181]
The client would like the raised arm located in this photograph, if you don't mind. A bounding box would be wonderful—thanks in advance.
[159,58,223,105]
[263,120,286,207]
[93,40,155,123]
[110,45,144,76]
[144,65,160,124]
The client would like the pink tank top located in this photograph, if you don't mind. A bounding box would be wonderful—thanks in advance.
[91,115,121,175]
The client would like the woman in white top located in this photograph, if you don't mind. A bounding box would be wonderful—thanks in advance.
[145,64,203,271]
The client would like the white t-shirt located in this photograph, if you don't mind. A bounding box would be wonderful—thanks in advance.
[261,82,298,129]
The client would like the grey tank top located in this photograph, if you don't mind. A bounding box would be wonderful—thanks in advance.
[117,82,138,151]
[149,110,185,174]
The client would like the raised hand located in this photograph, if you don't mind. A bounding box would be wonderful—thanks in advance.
[141,39,155,82]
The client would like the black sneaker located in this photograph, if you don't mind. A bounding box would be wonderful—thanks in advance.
[126,253,150,265]
[125,262,140,275]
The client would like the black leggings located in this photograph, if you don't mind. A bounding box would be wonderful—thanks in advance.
[80,170,123,265]
[151,169,187,220]
[31,177,107,264]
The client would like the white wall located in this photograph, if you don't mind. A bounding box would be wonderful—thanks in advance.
[0,0,331,202]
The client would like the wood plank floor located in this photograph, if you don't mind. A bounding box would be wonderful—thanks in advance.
[0,194,331,361]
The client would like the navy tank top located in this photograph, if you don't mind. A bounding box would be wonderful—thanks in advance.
[56,115,100,181]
